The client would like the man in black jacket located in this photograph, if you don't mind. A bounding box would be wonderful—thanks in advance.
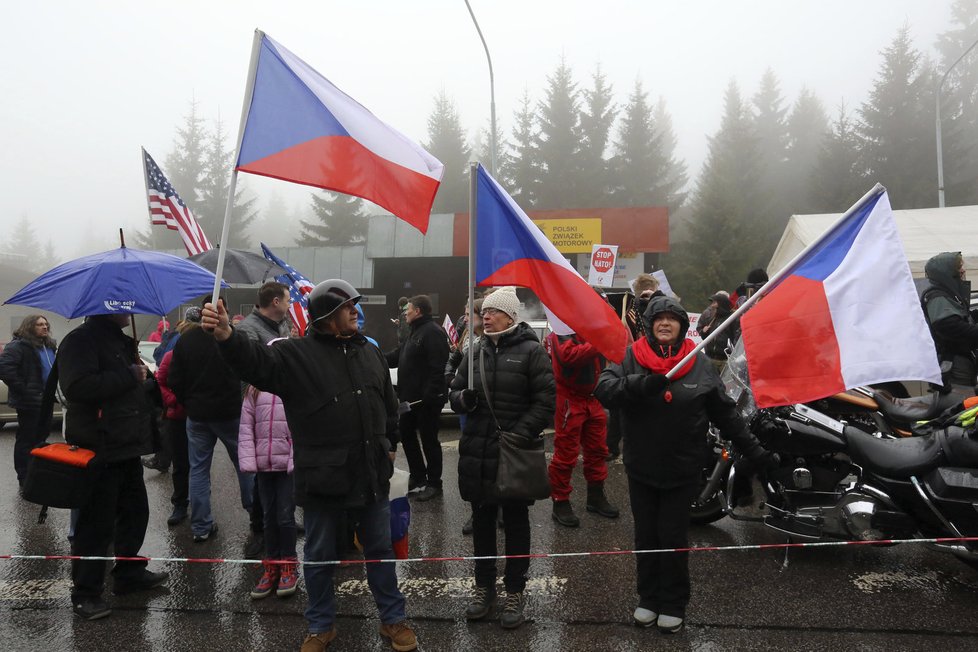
[386,295,450,501]
[201,280,417,652]
[168,297,253,544]
[58,314,168,620]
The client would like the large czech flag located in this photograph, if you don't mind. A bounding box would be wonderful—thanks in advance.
[476,165,628,363]
[741,187,940,408]
[236,32,444,233]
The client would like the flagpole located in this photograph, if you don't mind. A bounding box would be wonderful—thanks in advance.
[210,28,264,303]
[467,162,479,390]
[665,183,887,380]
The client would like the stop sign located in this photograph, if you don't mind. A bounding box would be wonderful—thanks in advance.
[591,246,615,273]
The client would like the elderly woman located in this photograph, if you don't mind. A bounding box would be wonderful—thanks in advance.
[0,315,58,487]
[595,296,774,633]
[449,287,555,629]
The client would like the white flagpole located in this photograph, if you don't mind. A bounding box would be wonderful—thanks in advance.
[210,29,264,303]
[665,183,886,380]
[467,162,479,390]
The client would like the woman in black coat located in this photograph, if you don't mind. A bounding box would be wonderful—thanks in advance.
[0,315,57,486]
[448,287,555,630]
[595,296,773,633]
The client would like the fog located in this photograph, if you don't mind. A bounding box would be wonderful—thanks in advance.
[0,0,953,260]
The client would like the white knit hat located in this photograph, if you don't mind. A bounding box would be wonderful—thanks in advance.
[481,286,520,322]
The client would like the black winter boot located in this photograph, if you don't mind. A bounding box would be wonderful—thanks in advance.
[586,483,619,518]
[552,500,580,527]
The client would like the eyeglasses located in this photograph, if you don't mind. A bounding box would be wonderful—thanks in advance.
[481,308,502,316]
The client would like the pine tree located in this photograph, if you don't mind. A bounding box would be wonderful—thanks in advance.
[665,81,767,308]
[471,117,510,182]
[424,91,471,214]
[575,65,617,207]
[297,191,368,246]
[9,216,42,271]
[252,192,295,247]
[858,26,936,209]
[36,239,59,273]
[535,58,582,209]
[784,87,829,215]
[611,82,687,213]
[809,102,867,212]
[936,0,978,205]
[506,89,542,206]
[751,69,792,244]
[197,114,258,248]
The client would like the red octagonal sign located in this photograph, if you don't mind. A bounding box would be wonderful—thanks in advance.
[591,246,615,273]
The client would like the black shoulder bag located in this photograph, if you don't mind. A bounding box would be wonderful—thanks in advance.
[479,345,551,501]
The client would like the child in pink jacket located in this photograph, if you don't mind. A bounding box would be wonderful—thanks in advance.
[238,382,298,599]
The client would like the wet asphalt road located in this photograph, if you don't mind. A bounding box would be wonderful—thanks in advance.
[1,421,977,651]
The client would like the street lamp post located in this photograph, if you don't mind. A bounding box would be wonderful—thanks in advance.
[936,37,978,208]
[464,0,497,176]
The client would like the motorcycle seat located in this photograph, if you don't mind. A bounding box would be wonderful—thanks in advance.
[845,428,945,478]
[871,390,948,424]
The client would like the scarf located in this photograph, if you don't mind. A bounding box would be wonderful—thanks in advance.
[632,337,697,379]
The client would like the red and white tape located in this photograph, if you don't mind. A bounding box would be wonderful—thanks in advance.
[1,536,976,566]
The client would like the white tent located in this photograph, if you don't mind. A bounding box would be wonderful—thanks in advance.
[768,205,978,279]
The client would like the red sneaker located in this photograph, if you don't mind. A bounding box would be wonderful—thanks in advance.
[250,561,279,599]
[277,561,299,598]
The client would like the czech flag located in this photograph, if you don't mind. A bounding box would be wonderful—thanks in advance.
[476,164,628,363]
[741,187,940,408]
[236,32,444,233]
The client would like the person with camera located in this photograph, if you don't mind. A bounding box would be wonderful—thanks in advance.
[595,295,776,634]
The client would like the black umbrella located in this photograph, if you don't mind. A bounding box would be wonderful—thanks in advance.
[188,247,288,284]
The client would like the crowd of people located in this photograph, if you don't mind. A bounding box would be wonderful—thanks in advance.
[3,250,975,651]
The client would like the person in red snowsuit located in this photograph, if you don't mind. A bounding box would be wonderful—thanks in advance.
[546,331,619,527]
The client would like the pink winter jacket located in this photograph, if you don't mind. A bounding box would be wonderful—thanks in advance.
[238,389,294,473]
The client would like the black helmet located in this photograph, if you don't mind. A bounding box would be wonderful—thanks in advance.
[307,279,361,326]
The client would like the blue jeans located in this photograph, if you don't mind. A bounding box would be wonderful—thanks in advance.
[257,472,297,560]
[303,498,406,633]
[186,417,254,537]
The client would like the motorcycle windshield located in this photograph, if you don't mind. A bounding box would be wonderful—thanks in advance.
[720,338,757,422]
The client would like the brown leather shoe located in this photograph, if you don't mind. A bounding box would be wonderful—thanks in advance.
[299,629,337,652]
[379,621,417,651]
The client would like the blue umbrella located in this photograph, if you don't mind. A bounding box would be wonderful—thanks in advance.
[3,246,228,318]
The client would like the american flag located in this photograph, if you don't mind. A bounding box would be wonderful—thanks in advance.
[142,148,212,256]
[442,313,458,345]
[261,243,314,334]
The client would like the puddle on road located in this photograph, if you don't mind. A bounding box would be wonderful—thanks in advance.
[851,569,966,594]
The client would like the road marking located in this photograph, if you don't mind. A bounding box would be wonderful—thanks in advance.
[0,579,71,601]
[851,569,966,594]
[336,575,568,598]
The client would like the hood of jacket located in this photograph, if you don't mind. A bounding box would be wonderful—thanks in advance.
[642,295,690,339]
[924,252,970,306]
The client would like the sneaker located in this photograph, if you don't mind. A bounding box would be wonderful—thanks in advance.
[552,500,580,527]
[379,620,418,651]
[300,630,337,652]
[462,515,473,535]
[465,585,495,620]
[277,561,299,598]
[416,485,442,502]
[166,504,188,527]
[250,562,278,599]
[73,597,112,620]
[113,570,168,595]
[193,523,219,543]
[407,478,426,495]
[499,591,525,629]
[633,606,657,627]
[657,613,684,633]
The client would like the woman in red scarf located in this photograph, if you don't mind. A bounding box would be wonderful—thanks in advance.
[595,295,774,633]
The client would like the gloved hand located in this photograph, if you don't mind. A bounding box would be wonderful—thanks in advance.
[750,449,780,474]
[397,401,412,416]
[642,373,668,397]
[460,388,478,412]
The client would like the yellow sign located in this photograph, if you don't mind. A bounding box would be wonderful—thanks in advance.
[531,219,602,254]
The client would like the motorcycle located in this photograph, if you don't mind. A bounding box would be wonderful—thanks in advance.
[691,341,978,570]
